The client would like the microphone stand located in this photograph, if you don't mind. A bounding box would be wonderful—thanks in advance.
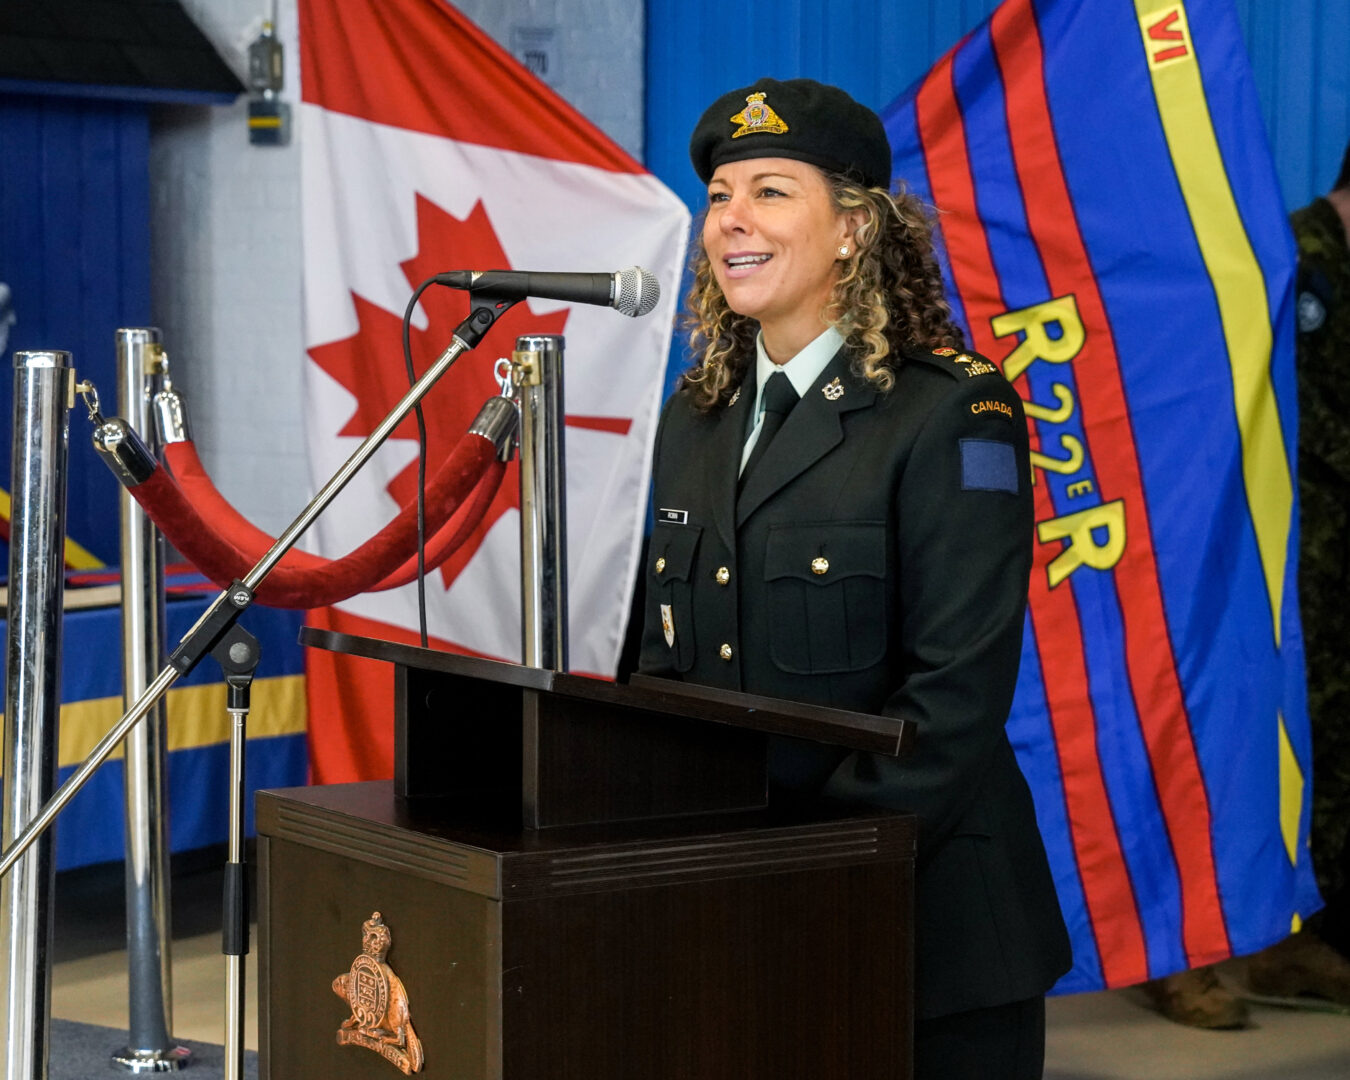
[0,296,512,884]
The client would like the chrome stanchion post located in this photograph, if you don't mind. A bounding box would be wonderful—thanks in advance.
[1,349,75,1080]
[513,335,568,672]
[0,300,510,892]
[112,328,189,1072]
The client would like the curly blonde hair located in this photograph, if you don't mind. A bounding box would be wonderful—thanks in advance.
[681,173,963,409]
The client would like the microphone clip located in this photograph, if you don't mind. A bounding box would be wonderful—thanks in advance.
[453,293,518,350]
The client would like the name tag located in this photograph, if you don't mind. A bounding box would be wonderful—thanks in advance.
[657,508,688,525]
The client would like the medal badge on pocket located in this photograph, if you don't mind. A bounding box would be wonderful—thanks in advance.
[660,603,675,647]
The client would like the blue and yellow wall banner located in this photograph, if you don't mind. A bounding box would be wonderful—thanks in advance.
[1,597,307,870]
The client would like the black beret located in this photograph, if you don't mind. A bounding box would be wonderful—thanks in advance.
[689,78,892,190]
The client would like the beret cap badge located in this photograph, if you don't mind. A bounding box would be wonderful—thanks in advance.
[730,92,789,139]
[690,78,892,190]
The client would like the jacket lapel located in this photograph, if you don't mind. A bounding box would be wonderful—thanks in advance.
[707,366,755,552]
[735,347,876,526]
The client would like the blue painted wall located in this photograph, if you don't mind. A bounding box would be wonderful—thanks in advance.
[644,0,1002,388]
[646,0,1349,215]
[1236,0,1350,205]
[0,92,151,568]
[645,0,1001,215]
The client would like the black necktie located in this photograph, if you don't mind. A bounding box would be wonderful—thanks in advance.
[739,371,798,491]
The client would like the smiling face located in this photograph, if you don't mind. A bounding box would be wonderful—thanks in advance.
[703,158,857,362]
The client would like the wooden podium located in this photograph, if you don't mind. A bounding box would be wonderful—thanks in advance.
[258,629,918,1079]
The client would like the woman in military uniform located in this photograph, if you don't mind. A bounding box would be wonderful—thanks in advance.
[637,78,1071,1079]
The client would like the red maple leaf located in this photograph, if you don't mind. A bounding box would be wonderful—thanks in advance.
[309,194,568,588]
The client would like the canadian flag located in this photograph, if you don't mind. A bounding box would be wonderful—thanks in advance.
[298,0,690,782]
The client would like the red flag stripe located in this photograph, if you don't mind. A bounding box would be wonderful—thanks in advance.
[916,50,1150,986]
[565,415,633,435]
[990,0,1230,966]
[298,0,644,175]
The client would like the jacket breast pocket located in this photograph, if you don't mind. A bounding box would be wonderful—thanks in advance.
[650,522,702,672]
[764,521,888,675]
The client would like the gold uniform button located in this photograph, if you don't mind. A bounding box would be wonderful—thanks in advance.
[811,557,829,575]
[655,556,666,574]
[719,643,733,661]
[715,566,730,586]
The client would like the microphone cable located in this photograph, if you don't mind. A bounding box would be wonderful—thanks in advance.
[402,276,438,649]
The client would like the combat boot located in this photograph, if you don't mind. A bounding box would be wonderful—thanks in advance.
[1247,929,1350,1005]
[1142,966,1249,1029]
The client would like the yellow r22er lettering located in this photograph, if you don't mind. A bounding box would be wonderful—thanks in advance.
[992,295,1086,383]
[1036,499,1126,588]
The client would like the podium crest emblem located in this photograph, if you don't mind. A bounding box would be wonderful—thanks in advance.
[333,912,425,1075]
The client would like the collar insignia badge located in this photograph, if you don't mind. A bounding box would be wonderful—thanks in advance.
[728,387,741,406]
[730,92,789,138]
[334,912,424,1075]
[933,347,958,356]
[822,377,845,401]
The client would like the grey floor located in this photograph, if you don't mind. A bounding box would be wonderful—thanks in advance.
[50,854,1350,1078]
[1045,963,1350,1079]
[48,1019,257,1080]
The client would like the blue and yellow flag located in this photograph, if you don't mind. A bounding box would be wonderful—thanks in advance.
[884,0,1316,992]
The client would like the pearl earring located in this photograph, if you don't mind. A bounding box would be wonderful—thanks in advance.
[838,244,851,258]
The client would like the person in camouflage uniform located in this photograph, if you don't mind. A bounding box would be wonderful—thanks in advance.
[1293,147,1350,938]
[1149,145,1350,1028]
[1244,143,1350,1005]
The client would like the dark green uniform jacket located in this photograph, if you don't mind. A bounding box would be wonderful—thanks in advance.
[638,343,1072,1019]
[1292,196,1350,913]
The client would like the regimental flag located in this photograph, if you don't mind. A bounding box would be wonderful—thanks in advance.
[298,0,689,782]
[885,0,1317,992]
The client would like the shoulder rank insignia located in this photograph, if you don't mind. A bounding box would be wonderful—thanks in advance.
[933,347,958,356]
[334,912,425,1075]
[728,386,741,406]
[730,92,789,138]
[953,353,999,377]
[822,377,844,401]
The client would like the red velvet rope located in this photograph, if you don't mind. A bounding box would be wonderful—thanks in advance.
[131,434,497,608]
[167,442,505,591]
[163,439,503,578]
[163,441,328,571]
[373,459,506,591]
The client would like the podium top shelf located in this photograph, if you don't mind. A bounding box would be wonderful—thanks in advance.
[300,628,914,757]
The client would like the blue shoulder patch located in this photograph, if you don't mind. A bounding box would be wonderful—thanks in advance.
[960,438,1019,493]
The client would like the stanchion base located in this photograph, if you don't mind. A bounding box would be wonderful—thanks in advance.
[111,1045,193,1072]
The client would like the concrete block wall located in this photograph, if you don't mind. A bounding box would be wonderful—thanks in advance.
[151,0,643,536]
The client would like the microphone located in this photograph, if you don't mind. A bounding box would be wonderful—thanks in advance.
[435,266,660,318]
